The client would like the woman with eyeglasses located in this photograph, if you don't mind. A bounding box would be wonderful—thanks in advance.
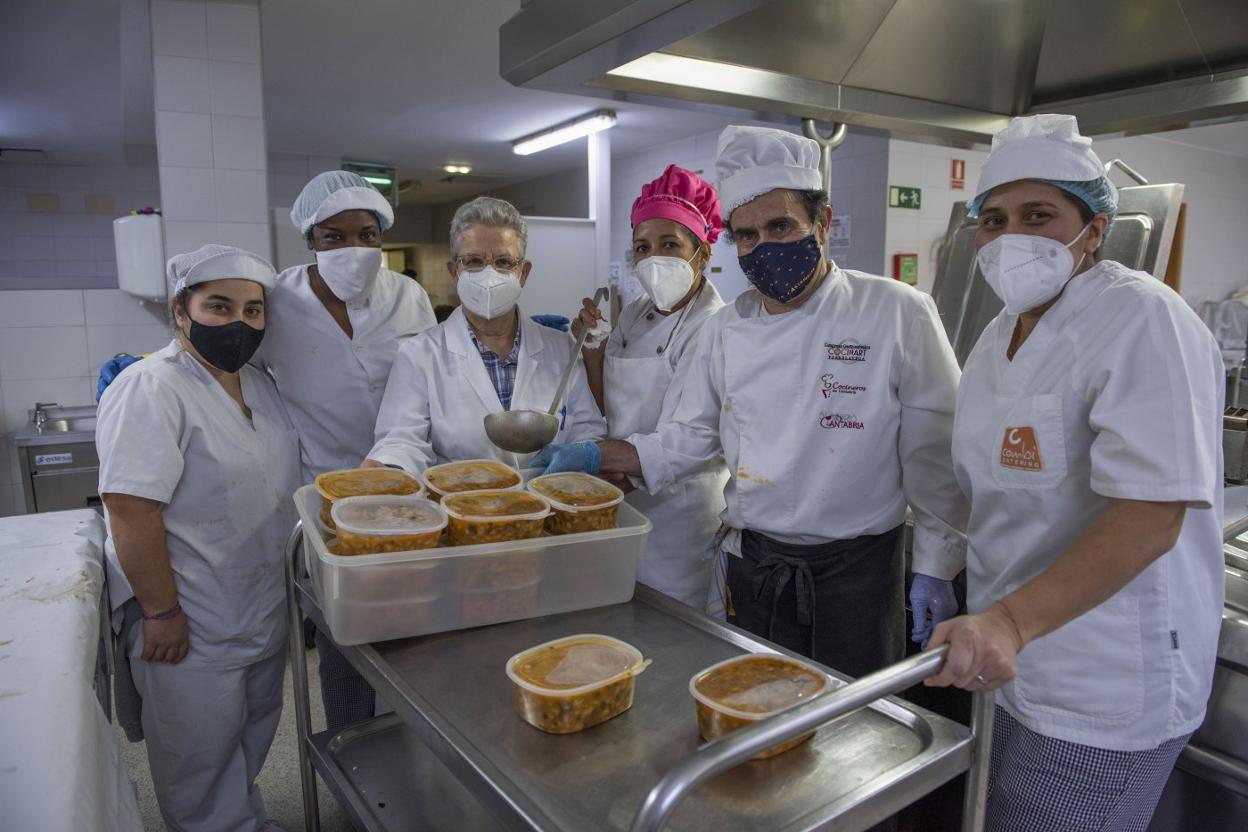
[365,196,606,472]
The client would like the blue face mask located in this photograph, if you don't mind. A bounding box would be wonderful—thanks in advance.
[738,234,823,303]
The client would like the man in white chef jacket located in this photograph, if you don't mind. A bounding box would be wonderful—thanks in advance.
[252,170,437,731]
[542,126,968,678]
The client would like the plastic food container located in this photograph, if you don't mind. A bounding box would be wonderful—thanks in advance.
[329,495,447,555]
[314,468,422,530]
[294,485,651,645]
[422,459,522,501]
[527,473,624,535]
[690,654,832,759]
[442,490,550,546]
[507,634,651,734]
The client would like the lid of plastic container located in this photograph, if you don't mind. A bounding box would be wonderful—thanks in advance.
[423,459,521,494]
[506,634,650,695]
[315,468,421,500]
[528,473,623,511]
[442,489,549,520]
[330,495,448,537]
[690,654,829,717]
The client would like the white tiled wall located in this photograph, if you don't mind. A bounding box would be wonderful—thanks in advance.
[0,156,160,291]
[152,0,270,261]
[882,139,988,295]
[0,290,171,517]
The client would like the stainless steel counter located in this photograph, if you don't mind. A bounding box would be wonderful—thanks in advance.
[285,525,992,832]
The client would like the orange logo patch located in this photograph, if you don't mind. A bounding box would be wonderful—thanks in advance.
[1000,427,1043,471]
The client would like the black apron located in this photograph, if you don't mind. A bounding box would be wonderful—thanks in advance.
[726,525,905,678]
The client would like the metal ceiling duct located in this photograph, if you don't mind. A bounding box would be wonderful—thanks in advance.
[500,0,1248,143]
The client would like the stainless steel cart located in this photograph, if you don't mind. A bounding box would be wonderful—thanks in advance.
[285,522,993,832]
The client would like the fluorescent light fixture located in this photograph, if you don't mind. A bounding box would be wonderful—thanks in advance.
[443,164,472,175]
[512,109,616,156]
[361,174,393,186]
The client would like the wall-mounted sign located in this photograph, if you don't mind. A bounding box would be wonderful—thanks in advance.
[893,253,919,285]
[828,213,851,249]
[951,159,966,191]
[888,186,921,210]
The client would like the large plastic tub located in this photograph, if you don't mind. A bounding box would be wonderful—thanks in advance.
[293,484,651,645]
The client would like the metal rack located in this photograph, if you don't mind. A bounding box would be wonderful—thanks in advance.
[285,521,993,832]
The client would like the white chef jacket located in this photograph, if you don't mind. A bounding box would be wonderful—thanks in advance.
[368,307,607,473]
[631,264,968,580]
[604,281,729,605]
[97,340,301,667]
[254,265,436,480]
[952,260,1225,750]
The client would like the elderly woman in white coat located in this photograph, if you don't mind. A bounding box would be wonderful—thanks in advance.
[542,164,728,607]
[925,115,1225,832]
[98,245,299,832]
[365,196,606,472]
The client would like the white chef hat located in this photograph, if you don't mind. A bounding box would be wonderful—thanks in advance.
[290,170,394,236]
[167,244,276,295]
[715,125,823,218]
[972,114,1116,208]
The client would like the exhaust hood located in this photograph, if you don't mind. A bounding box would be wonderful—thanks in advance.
[500,0,1248,143]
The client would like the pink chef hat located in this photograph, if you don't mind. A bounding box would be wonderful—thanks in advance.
[629,164,722,244]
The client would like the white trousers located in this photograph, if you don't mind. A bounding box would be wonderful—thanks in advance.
[128,626,285,832]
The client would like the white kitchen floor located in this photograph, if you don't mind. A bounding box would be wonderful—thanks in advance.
[115,653,357,832]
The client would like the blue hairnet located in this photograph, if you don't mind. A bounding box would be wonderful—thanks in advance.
[967,177,1118,239]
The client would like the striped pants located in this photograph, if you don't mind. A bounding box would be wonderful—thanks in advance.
[986,706,1188,832]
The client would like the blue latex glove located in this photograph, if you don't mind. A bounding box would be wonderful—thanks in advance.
[96,354,142,401]
[530,314,570,332]
[530,441,601,475]
[910,573,958,648]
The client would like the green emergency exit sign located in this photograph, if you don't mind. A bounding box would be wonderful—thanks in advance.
[889,186,921,209]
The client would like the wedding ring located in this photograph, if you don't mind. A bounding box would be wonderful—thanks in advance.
[974,674,989,685]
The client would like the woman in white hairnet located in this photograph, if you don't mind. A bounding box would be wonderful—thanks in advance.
[365,195,605,471]
[538,164,729,608]
[253,170,437,731]
[924,115,1224,831]
[97,245,299,832]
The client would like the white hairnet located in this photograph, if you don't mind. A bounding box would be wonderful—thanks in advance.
[290,170,395,236]
[715,125,823,217]
[167,244,276,295]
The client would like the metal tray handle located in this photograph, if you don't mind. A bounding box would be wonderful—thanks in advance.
[631,644,993,832]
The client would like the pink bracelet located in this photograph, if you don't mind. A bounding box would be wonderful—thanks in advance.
[142,601,182,621]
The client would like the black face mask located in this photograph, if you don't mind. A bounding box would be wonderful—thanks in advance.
[185,319,265,373]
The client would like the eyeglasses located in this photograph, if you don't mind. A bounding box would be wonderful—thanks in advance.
[456,254,522,273]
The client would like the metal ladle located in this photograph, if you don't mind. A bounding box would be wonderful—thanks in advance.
[484,287,610,454]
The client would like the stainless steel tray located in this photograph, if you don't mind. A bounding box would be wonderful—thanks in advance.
[285,522,991,832]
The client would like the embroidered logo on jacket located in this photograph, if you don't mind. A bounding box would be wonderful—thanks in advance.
[821,373,865,397]
[825,341,871,363]
[999,427,1043,470]
[820,413,866,430]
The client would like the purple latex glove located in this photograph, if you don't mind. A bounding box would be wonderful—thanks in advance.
[910,573,958,648]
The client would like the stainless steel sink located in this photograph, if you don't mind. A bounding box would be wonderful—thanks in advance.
[36,417,98,434]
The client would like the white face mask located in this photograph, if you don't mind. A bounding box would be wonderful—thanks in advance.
[633,254,697,312]
[458,265,523,320]
[976,224,1091,315]
[315,246,382,302]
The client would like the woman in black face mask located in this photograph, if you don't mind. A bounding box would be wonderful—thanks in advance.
[96,244,302,832]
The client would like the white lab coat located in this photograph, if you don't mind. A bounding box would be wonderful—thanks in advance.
[96,339,300,831]
[630,265,968,580]
[254,264,437,480]
[369,307,607,472]
[952,260,1225,751]
[603,281,728,606]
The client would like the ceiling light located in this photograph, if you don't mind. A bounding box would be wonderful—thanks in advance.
[360,174,393,186]
[512,110,617,156]
[443,164,472,175]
